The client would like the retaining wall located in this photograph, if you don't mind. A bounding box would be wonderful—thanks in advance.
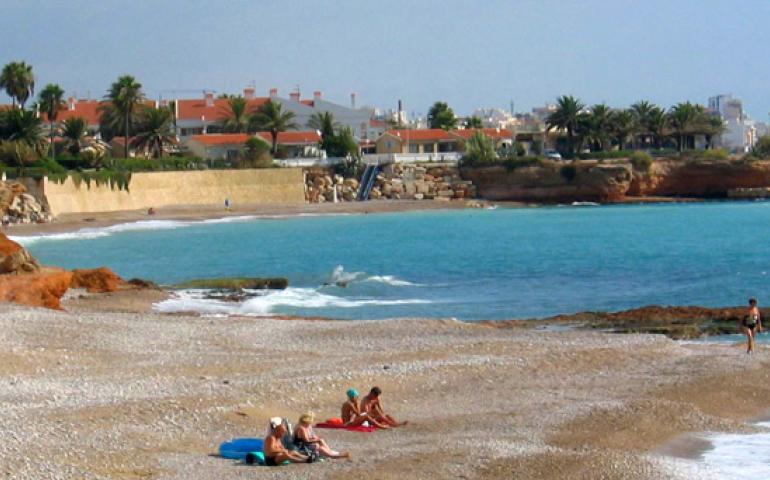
[40,168,305,216]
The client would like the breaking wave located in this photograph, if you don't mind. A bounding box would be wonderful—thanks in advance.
[154,287,431,316]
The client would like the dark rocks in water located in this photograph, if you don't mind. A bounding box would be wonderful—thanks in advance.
[127,278,160,289]
[174,277,289,290]
[483,305,764,340]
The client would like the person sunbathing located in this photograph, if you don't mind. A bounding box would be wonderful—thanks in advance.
[295,412,350,459]
[341,389,389,429]
[263,417,311,466]
[360,386,408,427]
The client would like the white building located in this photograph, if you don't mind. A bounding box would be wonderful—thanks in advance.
[708,94,757,153]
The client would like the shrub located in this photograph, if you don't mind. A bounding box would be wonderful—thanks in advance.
[577,150,634,160]
[460,131,498,167]
[629,151,653,172]
[501,156,544,171]
[333,156,363,179]
[688,148,729,162]
[752,135,770,159]
[560,164,577,182]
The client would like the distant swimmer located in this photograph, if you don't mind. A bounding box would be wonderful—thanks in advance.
[741,298,762,354]
[224,198,231,211]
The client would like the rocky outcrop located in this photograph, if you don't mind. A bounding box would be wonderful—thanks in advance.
[630,160,770,197]
[305,164,478,203]
[174,277,289,290]
[0,232,41,274]
[370,164,476,201]
[70,267,125,293]
[0,181,51,224]
[462,162,632,203]
[485,305,757,339]
[0,268,73,310]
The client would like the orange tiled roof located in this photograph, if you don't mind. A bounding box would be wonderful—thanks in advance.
[40,99,156,125]
[451,128,513,140]
[256,131,321,145]
[189,134,250,146]
[383,129,457,142]
[177,98,269,122]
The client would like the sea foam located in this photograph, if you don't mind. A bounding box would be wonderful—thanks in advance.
[154,287,431,316]
[699,422,770,478]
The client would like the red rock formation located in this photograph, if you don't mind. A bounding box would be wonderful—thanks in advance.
[70,267,125,293]
[0,268,73,310]
[462,163,632,203]
[631,160,770,197]
[0,232,40,274]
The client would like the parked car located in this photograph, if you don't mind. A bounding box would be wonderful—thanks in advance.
[544,149,562,160]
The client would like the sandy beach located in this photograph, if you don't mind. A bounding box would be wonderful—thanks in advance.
[1,293,768,479]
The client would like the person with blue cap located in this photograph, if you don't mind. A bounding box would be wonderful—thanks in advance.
[341,388,389,429]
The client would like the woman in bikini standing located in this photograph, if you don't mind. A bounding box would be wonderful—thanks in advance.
[742,298,762,354]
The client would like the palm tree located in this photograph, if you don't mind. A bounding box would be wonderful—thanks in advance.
[609,109,636,151]
[702,114,726,149]
[38,83,65,160]
[668,102,701,151]
[465,116,484,129]
[101,75,144,144]
[61,117,88,155]
[0,61,35,108]
[307,111,338,139]
[0,140,39,176]
[218,96,253,133]
[132,108,177,158]
[630,100,656,148]
[2,108,45,151]
[583,104,612,152]
[647,107,668,149]
[251,101,298,154]
[546,95,585,158]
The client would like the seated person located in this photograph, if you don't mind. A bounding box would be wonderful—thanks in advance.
[360,386,408,427]
[263,417,311,466]
[295,412,350,459]
[341,388,389,429]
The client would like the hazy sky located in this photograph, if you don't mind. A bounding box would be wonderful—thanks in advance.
[3,0,769,119]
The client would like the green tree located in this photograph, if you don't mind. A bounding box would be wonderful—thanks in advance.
[218,96,254,133]
[427,101,458,130]
[701,114,726,149]
[324,127,358,158]
[251,101,298,154]
[0,140,39,175]
[546,95,585,158]
[241,136,273,168]
[582,104,612,152]
[646,106,668,149]
[752,135,770,158]
[100,75,145,143]
[1,108,45,151]
[460,131,498,166]
[61,117,88,155]
[630,100,656,148]
[668,102,701,151]
[0,61,35,108]
[465,116,484,129]
[38,83,65,160]
[307,111,339,141]
[609,109,636,150]
[132,108,177,158]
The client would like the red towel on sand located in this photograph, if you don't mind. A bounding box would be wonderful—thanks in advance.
[315,422,378,432]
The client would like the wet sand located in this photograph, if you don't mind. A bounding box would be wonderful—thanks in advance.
[1,297,768,479]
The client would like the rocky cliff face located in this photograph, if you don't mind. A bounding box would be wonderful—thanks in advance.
[630,160,770,197]
[463,159,770,203]
[0,232,128,309]
[462,162,633,203]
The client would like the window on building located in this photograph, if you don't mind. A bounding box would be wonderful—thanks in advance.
[409,143,419,153]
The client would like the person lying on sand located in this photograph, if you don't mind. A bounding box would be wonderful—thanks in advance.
[742,298,763,355]
[341,389,389,429]
[295,412,350,459]
[361,386,408,427]
[263,417,312,465]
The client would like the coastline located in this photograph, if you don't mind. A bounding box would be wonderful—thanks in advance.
[1,302,767,479]
[2,199,490,237]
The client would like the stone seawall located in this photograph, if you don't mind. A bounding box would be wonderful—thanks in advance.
[40,168,305,216]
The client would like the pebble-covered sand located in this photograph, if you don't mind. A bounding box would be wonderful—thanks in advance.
[1,301,769,479]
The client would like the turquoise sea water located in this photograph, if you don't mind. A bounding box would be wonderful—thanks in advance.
[15,201,770,321]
